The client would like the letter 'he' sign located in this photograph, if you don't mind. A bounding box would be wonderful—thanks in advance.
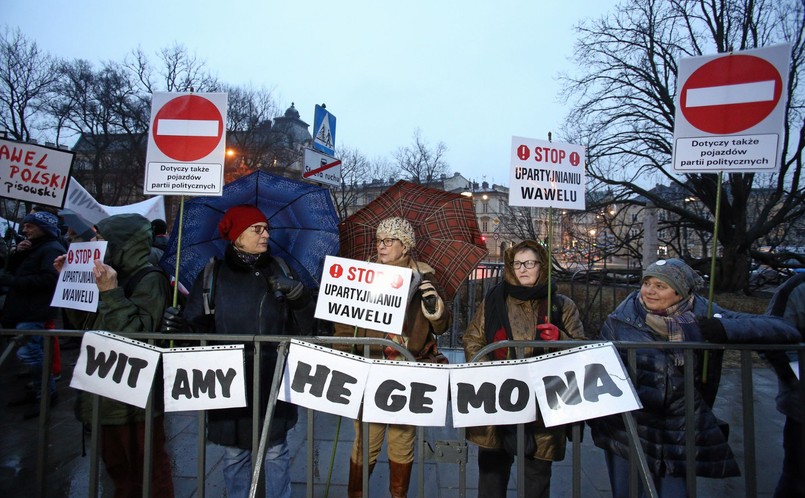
[279,339,371,419]
[161,345,247,412]
[70,331,162,408]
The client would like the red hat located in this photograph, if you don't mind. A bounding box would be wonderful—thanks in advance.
[218,205,268,241]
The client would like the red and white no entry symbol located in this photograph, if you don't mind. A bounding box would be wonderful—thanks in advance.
[681,54,782,135]
[152,95,224,162]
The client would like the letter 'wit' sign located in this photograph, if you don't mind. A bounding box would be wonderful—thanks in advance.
[315,255,412,335]
[161,345,247,412]
[70,331,162,409]
[508,137,586,211]
[51,241,107,312]
[279,339,371,419]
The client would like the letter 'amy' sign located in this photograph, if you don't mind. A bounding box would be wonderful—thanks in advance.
[314,255,413,335]
[280,340,641,428]
[161,345,247,412]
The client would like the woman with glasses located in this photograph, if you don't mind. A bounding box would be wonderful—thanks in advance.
[462,240,586,498]
[333,216,450,498]
[161,204,315,498]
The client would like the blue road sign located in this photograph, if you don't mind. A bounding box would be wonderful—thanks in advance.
[313,104,336,156]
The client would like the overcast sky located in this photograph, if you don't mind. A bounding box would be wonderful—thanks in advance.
[6,0,614,186]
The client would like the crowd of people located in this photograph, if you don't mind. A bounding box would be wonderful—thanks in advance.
[1,203,803,498]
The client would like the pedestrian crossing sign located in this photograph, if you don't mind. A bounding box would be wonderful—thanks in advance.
[313,104,336,156]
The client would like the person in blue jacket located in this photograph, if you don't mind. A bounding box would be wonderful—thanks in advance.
[589,258,800,498]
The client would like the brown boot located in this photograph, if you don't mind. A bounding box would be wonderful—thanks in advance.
[347,459,375,498]
[389,460,413,498]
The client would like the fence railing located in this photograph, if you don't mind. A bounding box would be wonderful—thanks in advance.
[2,328,803,498]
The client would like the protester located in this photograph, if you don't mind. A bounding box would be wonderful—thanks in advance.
[589,258,801,498]
[161,204,315,498]
[461,239,586,498]
[764,272,805,498]
[332,216,451,498]
[2,210,66,412]
[151,219,169,251]
[55,213,174,497]
[148,219,169,266]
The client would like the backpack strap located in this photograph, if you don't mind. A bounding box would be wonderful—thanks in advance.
[202,257,219,315]
[274,255,292,279]
[123,265,169,299]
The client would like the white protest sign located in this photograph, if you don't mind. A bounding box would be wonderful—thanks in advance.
[672,44,790,173]
[144,92,227,196]
[70,331,163,409]
[508,136,586,210]
[315,255,413,335]
[362,360,451,427]
[531,343,641,427]
[51,241,107,312]
[279,339,371,419]
[449,358,539,428]
[161,345,246,412]
[0,138,75,208]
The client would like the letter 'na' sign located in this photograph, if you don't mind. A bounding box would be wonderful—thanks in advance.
[70,331,162,409]
[673,44,791,173]
[161,345,247,412]
[144,92,227,196]
[508,137,586,211]
[315,255,413,335]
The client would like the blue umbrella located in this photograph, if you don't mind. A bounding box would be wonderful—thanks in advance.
[160,170,340,291]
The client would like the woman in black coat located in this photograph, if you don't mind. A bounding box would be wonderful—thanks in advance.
[163,204,315,498]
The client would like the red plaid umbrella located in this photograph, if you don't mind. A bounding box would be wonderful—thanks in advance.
[339,180,488,301]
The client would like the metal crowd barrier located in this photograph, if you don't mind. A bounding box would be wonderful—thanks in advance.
[2,328,804,498]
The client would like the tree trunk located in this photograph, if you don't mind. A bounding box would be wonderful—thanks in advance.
[717,245,750,291]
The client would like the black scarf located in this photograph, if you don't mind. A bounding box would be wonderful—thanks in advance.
[484,280,553,348]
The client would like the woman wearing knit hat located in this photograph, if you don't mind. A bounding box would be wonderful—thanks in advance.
[333,216,451,498]
[589,258,800,498]
[462,239,588,498]
[161,204,316,498]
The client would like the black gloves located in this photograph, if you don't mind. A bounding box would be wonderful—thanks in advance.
[419,281,444,319]
[699,317,727,343]
[161,306,190,334]
[269,275,304,301]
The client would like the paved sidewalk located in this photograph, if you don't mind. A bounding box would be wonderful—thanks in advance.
[0,341,788,497]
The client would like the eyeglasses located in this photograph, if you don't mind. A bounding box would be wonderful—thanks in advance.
[249,225,269,235]
[376,238,399,247]
[511,260,539,270]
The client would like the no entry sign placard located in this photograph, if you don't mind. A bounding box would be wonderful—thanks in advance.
[144,92,227,196]
[673,44,790,174]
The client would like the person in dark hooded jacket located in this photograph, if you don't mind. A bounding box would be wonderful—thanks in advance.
[161,204,315,498]
[55,213,174,498]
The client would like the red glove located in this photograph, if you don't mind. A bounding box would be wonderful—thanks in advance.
[537,317,560,341]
